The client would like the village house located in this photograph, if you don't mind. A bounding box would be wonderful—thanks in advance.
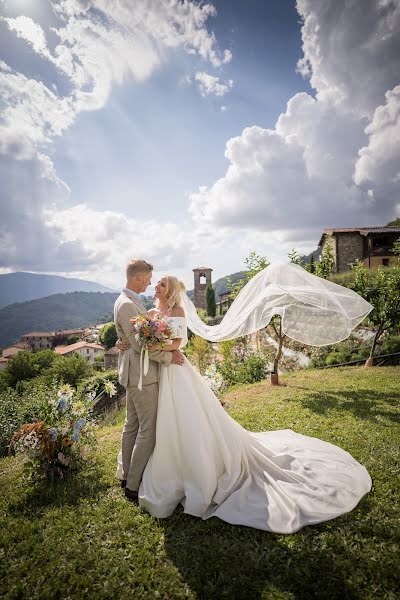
[2,343,31,359]
[54,341,104,363]
[319,226,400,273]
[0,357,9,372]
[20,331,56,349]
[104,346,119,369]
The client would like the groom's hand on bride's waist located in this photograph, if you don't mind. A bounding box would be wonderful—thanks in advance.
[116,338,130,351]
[116,338,183,365]
[171,350,184,366]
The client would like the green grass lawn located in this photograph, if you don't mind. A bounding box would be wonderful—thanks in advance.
[1,367,399,599]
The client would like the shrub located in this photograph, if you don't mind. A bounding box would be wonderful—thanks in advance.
[99,322,117,350]
[184,335,213,374]
[217,353,268,387]
[78,369,119,398]
[0,381,57,456]
[325,350,352,366]
[44,354,94,388]
[1,350,57,390]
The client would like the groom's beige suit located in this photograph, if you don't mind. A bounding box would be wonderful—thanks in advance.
[114,290,172,491]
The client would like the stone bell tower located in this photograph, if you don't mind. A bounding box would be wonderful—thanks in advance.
[193,267,213,310]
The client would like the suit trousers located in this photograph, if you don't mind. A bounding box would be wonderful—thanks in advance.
[121,382,159,491]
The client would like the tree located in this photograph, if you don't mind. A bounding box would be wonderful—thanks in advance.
[288,249,304,266]
[99,322,117,349]
[309,253,315,274]
[315,238,335,279]
[392,237,400,258]
[351,261,400,365]
[46,354,94,388]
[227,251,270,298]
[4,352,38,389]
[386,217,400,226]
[4,349,57,389]
[206,284,216,318]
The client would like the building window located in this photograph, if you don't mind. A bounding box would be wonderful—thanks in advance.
[87,349,90,354]
[382,258,389,267]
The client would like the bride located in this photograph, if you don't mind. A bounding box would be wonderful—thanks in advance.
[116,265,372,534]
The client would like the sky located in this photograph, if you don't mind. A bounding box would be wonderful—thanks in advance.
[0,0,399,291]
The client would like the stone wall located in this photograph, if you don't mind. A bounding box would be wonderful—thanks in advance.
[336,233,364,273]
[363,255,397,269]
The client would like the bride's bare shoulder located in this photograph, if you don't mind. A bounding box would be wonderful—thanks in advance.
[170,306,185,318]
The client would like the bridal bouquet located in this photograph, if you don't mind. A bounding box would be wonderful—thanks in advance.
[130,314,174,390]
[130,314,173,348]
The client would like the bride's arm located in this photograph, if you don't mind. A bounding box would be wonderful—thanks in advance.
[150,338,182,352]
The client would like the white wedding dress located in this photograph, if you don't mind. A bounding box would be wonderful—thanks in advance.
[117,316,372,534]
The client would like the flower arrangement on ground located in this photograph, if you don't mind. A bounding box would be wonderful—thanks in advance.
[9,384,98,480]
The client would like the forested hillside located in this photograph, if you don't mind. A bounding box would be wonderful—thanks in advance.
[0,292,118,347]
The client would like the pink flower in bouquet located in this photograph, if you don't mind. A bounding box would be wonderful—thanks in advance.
[130,314,173,348]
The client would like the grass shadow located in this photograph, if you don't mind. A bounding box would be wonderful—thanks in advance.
[7,466,110,516]
[160,508,365,600]
[288,388,400,425]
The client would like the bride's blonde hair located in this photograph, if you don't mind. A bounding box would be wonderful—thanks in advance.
[156,276,186,312]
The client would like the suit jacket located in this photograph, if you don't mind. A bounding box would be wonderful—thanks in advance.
[114,290,172,388]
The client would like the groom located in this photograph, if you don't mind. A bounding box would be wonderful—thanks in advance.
[114,258,184,502]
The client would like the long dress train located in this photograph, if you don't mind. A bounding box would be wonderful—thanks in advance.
[117,317,371,534]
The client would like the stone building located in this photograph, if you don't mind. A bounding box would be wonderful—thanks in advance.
[54,341,104,363]
[20,331,56,349]
[193,267,213,310]
[104,346,119,369]
[217,291,233,316]
[319,226,400,273]
[2,343,31,359]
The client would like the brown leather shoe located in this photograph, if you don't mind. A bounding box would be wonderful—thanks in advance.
[124,488,139,503]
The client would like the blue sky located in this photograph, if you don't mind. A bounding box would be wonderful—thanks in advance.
[0,0,399,289]
[53,0,311,219]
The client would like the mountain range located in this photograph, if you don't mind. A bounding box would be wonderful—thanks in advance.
[0,266,300,349]
[0,272,115,309]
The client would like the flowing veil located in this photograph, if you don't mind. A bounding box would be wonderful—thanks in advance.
[180,263,373,346]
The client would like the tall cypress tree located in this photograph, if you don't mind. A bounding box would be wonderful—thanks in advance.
[206,283,216,318]
[309,253,315,273]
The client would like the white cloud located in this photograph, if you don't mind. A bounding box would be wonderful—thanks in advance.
[1,15,50,55]
[296,0,400,117]
[43,203,199,287]
[0,63,76,159]
[354,85,400,188]
[0,0,234,277]
[194,71,233,97]
[191,0,400,239]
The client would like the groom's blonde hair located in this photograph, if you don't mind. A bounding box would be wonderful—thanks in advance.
[126,259,153,279]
